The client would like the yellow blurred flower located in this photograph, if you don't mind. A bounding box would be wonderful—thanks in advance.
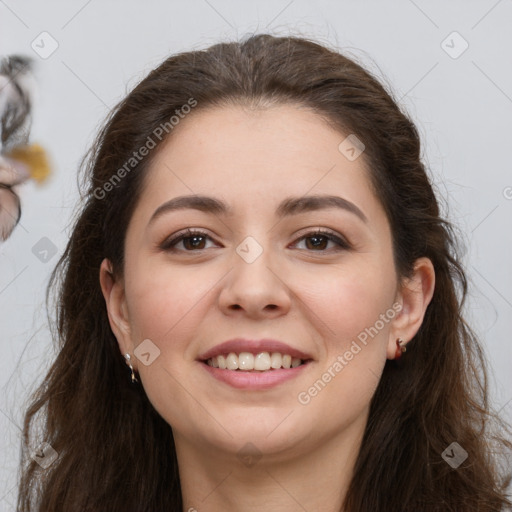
[4,143,51,183]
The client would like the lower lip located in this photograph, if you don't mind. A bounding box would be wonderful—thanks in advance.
[199,361,311,389]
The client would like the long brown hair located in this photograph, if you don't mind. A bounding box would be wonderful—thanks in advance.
[16,33,512,511]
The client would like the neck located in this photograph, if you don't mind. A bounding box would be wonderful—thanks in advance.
[175,411,367,512]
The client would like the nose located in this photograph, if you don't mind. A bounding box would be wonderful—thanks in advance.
[217,245,292,319]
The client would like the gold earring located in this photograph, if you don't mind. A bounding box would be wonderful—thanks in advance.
[124,353,138,383]
[395,338,407,359]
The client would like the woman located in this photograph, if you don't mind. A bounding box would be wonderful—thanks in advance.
[16,33,512,511]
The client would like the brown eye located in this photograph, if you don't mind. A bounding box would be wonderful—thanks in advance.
[160,228,350,253]
[181,235,207,250]
[293,230,350,252]
[160,229,214,252]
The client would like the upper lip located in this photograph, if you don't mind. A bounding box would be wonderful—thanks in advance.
[197,338,314,361]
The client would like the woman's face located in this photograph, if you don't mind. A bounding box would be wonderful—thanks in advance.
[103,104,416,462]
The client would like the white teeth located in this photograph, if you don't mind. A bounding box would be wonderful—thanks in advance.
[254,352,271,371]
[291,357,301,368]
[270,352,282,369]
[226,353,239,370]
[238,352,254,370]
[206,351,305,371]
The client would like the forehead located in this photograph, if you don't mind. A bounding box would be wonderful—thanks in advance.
[135,104,384,225]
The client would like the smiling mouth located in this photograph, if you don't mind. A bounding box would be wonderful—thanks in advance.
[202,351,312,371]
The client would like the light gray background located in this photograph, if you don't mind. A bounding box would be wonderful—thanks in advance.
[1,1,511,509]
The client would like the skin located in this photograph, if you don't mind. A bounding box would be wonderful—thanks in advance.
[100,104,435,512]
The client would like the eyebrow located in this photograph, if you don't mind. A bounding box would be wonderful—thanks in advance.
[148,194,368,226]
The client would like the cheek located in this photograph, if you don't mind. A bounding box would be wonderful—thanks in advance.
[125,259,213,342]
[297,259,393,346]
[123,263,217,429]
[293,262,393,425]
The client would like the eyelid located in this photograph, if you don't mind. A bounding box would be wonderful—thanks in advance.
[292,228,351,250]
[158,228,216,251]
[159,227,351,252]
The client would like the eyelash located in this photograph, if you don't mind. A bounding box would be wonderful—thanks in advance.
[159,228,351,253]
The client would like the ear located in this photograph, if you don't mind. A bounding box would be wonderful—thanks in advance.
[99,258,134,363]
[386,257,436,359]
